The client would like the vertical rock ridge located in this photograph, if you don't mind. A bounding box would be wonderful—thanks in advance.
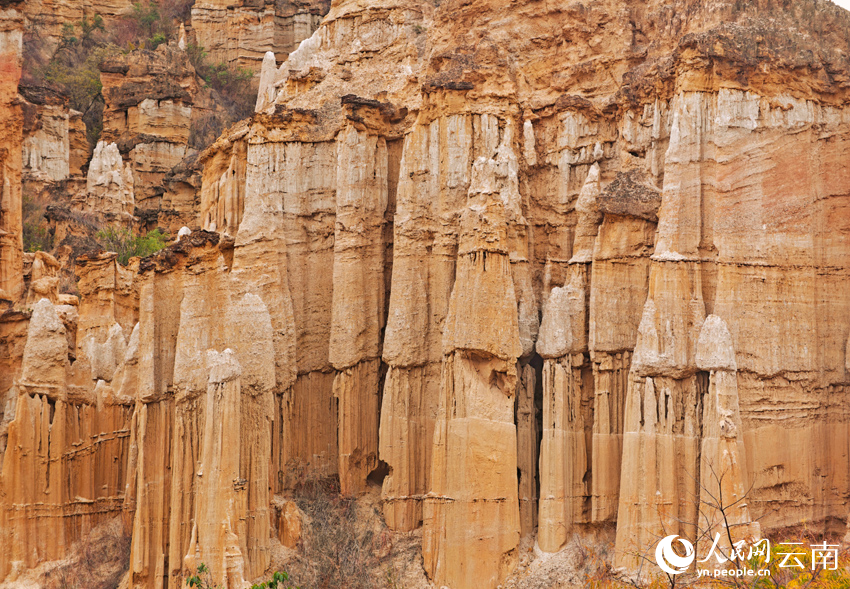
[5,1,850,587]
[331,125,388,494]
[0,0,24,302]
[423,134,523,589]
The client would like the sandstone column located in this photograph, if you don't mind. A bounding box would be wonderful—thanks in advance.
[0,299,68,579]
[380,115,472,531]
[536,270,590,552]
[183,349,248,589]
[695,315,759,555]
[422,148,522,589]
[0,1,24,302]
[330,126,388,494]
[516,362,538,537]
[614,92,710,570]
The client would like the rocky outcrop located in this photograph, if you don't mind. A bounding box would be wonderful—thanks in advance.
[158,153,202,234]
[3,0,850,588]
[209,0,850,585]
[0,0,25,303]
[422,129,524,589]
[85,141,136,216]
[191,0,331,71]
[99,45,200,212]
[21,86,74,184]
[0,292,135,582]
[22,0,133,54]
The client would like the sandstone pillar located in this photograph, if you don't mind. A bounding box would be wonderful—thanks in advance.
[330,126,388,494]
[0,1,24,302]
[614,90,710,569]
[516,362,538,537]
[536,269,590,552]
[422,148,521,589]
[183,349,248,589]
[695,315,759,554]
[380,116,471,531]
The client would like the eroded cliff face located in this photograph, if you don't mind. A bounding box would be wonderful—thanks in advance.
[2,0,850,588]
[192,0,331,71]
[0,0,24,304]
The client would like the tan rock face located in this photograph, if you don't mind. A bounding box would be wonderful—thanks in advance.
[4,0,850,588]
[100,45,202,212]
[191,0,331,71]
[86,141,135,216]
[22,102,71,183]
[22,0,132,53]
[0,1,24,302]
[278,500,303,548]
[422,142,523,589]
[0,296,134,581]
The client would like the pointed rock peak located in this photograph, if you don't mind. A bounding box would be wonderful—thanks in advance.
[30,298,65,334]
[630,298,659,375]
[256,51,279,112]
[575,162,601,215]
[124,323,140,363]
[696,314,737,372]
[206,349,242,384]
[108,322,125,340]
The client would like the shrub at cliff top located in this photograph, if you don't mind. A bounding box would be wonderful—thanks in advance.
[96,226,168,265]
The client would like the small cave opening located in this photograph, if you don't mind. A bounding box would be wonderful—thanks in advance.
[367,460,390,488]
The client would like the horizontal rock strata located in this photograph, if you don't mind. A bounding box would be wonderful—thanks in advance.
[2,0,850,588]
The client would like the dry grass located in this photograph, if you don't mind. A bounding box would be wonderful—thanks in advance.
[22,194,53,253]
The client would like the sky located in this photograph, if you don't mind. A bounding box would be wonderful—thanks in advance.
[832,0,850,11]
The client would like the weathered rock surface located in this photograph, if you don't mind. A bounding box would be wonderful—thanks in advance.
[100,45,204,212]
[22,0,132,54]
[0,0,25,303]
[191,0,331,71]
[3,0,850,588]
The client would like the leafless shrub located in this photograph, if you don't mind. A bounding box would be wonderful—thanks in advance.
[283,472,388,589]
[23,194,54,253]
[43,519,132,589]
[59,271,79,296]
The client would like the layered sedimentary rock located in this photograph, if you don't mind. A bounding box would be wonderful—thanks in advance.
[99,45,206,212]
[20,83,89,196]
[21,87,73,184]
[86,141,136,216]
[3,0,850,588]
[614,85,850,567]
[191,0,331,71]
[0,0,24,303]
[0,278,135,582]
[216,0,850,584]
[22,0,133,53]
[121,232,279,587]
[158,153,203,234]
[422,132,523,589]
